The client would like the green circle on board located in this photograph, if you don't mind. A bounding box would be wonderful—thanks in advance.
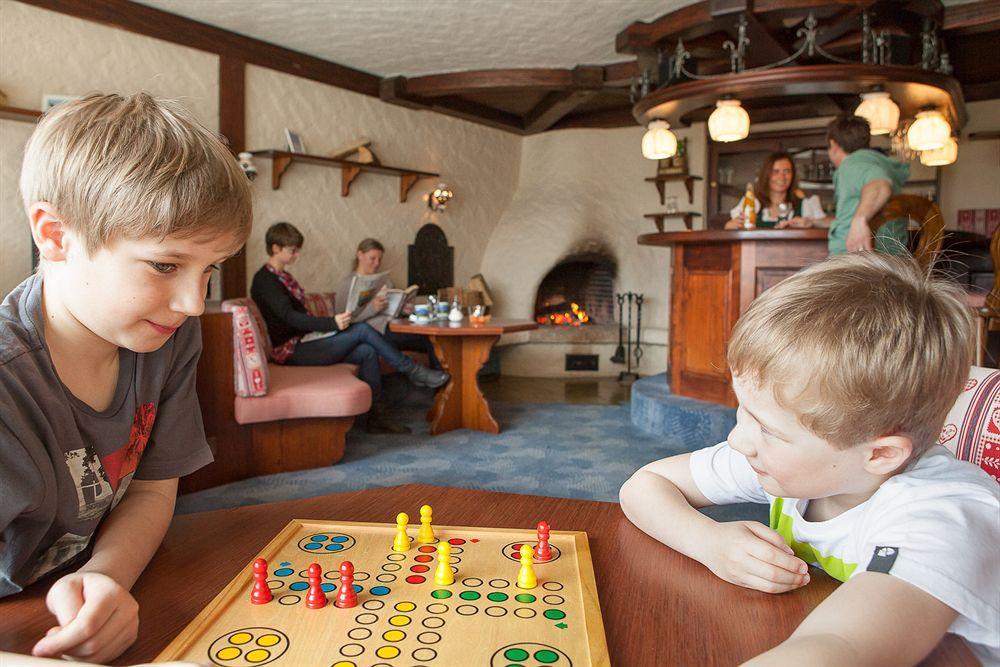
[431,589,452,599]
[543,609,567,620]
[534,649,560,663]
[504,648,530,661]
[459,591,481,600]
[514,593,536,603]
[506,664,525,667]
[487,592,509,602]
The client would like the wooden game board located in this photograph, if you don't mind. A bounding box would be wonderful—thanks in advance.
[157,519,609,667]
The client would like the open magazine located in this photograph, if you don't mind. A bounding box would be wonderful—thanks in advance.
[381,284,419,318]
[345,271,390,312]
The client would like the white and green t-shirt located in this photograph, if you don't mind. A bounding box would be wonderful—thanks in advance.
[690,442,1000,663]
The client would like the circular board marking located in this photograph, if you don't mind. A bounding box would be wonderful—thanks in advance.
[339,644,364,657]
[382,629,406,642]
[410,564,430,573]
[501,541,561,564]
[297,533,355,554]
[389,615,411,627]
[347,627,372,640]
[459,591,481,601]
[272,568,294,577]
[422,616,446,628]
[362,599,385,611]
[456,604,479,616]
[353,571,371,581]
[386,553,406,562]
[489,579,510,589]
[462,577,483,587]
[542,582,564,592]
[395,601,416,612]
[355,613,379,625]
[515,593,536,603]
[487,592,509,602]
[266,580,283,590]
[331,662,355,667]
[417,631,442,644]
[370,586,391,596]
[448,538,466,545]
[381,563,402,572]
[427,603,449,614]
[514,608,537,619]
[288,581,308,592]
[431,589,451,599]
[413,647,438,661]
[376,574,397,583]
[543,595,565,605]
[414,554,433,563]
[277,595,299,606]
[418,545,437,554]
[405,575,426,584]
[375,645,400,659]
[544,609,567,621]
[485,606,508,617]
[491,643,572,667]
[208,628,288,667]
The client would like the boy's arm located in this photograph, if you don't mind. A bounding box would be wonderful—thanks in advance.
[845,179,893,252]
[256,275,339,332]
[620,453,809,593]
[743,571,958,667]
[32,478,177,663]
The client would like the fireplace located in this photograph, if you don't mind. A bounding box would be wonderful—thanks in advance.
[533,252,616,326]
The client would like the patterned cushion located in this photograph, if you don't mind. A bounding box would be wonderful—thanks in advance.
[938,365,1000,482]
[304,292,336,318]
[221,299,271,398]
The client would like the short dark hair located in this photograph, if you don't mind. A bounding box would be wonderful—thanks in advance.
[265,222,303,255]
[826,115,871,154]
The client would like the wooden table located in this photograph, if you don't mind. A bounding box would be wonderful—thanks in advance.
[0,485,973,666]
[389,318,538,435]
[638,228,829,406]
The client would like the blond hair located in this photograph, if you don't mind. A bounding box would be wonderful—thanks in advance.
[20,92,252,253]
[728,253,972,454]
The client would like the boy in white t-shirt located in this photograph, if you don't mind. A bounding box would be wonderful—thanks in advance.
[620,252,999,665]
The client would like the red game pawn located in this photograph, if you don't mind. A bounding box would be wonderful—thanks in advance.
[305,563,327,609]
[250,558,273,604]
[536,521,552,561]
[335,561,358,608]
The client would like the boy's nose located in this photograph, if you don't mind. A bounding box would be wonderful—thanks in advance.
[172,281,206,317]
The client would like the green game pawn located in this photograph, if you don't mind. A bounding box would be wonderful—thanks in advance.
[393,512,410,552]
[417,504,435,544]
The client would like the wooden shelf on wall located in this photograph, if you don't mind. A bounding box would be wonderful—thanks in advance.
[250,149,439,202]
[645,173,702,205]
[0,105,42,123]
[645,211,702,232]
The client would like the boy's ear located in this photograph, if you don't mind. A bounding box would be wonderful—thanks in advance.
[864,435,914,476]
[28,202,70,262]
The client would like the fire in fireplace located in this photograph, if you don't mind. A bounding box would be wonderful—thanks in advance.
[533,252,616,326]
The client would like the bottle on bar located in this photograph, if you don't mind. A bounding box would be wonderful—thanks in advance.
[741,182,757,230]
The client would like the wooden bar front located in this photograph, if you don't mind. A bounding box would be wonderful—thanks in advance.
[638,229,829,406]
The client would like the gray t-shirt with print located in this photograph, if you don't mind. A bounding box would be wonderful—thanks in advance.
[0,273,213,596]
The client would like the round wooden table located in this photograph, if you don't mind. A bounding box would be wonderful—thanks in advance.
[389,318,538,435]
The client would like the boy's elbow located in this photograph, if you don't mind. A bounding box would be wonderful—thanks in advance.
[619,471,645,514]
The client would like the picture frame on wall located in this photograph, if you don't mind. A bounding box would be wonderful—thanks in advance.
[284,128,305,154]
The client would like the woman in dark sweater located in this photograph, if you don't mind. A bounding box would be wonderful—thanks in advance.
[250,223,448,434]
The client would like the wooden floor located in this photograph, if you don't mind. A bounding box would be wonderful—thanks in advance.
[480,376,630,406]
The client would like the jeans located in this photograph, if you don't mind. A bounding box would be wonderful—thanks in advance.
[286,322,415,400]
[384,329,439,369]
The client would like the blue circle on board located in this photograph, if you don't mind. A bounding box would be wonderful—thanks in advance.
[370,586,390,596]
[280,561,291,566]
[273,567,294,577]
[304,543,322,550]
[289,581,309,591]
[324,544,344,551]
[331,536,349,543]
[321,583,335,593]
[310,535,328,542]
[353,584,363,593]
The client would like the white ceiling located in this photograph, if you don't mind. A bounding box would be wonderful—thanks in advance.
[136,0,979,79]
[134,0,684,77]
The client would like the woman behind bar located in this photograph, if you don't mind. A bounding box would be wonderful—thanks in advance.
[725,152,827,230]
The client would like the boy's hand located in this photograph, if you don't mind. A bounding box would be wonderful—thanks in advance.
[32,571,139,664]
[701,521,810,594]
[335,311,352,330]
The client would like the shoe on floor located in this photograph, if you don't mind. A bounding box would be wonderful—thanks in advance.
[405,364,450,389]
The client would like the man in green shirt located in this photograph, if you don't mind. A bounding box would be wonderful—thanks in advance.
[820,115,911,255]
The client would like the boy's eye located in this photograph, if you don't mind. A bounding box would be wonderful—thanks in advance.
[205,263,222,274]
[148,261,177,274]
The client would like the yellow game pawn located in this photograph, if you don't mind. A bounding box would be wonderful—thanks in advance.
[517,544,537,589]
[393,512,410,552]
[417,504,435,544]
[434,541,454,585]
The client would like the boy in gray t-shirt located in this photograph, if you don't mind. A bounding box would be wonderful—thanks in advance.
[1,93,251,663]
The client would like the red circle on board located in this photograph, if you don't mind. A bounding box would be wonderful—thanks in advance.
[418,546,437,553]
[410,565,430,573]
[405,575,426,584]
[414,555,433,563]
[471,539,480,543]
[448,539,466,546]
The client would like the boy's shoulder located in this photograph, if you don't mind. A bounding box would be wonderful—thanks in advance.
[0,274,45,369]
[870,446,999,517]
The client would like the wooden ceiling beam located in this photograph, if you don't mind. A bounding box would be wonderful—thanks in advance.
[380,77,525,133]
[16,0,381,97]
[523,90,598,133]
[404,68,583,98]
[943,0,1000,35]
[549,106,637,131]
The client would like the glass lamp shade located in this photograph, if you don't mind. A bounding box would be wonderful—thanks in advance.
[641,120,678,160]
[854,91,899,135]
[907,110,951,152]
[708,99,750,142]
[919,137,958,166]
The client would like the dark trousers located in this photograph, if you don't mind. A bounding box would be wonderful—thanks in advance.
[383,329,439,368]
[286,323,414,401]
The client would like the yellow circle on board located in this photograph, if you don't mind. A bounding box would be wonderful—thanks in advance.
[389,614,411,626]
[245,649,271,663]
[382,629,406,642]
[394,601,416,612]
[376,645,401,659]
[331,662,356,667]
[256,634,280,647]
[229,632,253,645]
[215,647,241,661]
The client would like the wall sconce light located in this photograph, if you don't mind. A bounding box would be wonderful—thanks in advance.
[237,151,257,181]
[919,136,958,166]
[426,183,454,211]
[854,90,899,136]
[708,99,750,142]
[907,109,951,152]
[641,120,678,160]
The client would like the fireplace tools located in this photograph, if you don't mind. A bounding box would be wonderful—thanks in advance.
[610,294,626,364]
[611,291,644,382]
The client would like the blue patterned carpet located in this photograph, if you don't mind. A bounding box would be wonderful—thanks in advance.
[177,382,763,523]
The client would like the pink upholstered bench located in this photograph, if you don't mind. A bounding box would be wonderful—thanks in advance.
[181,293,371,493]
